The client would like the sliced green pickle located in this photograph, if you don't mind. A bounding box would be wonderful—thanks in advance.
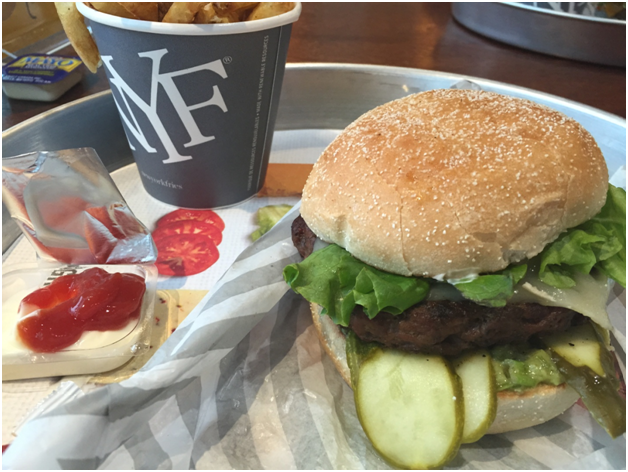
[345,330,379,388]
[453,350,497,443]
[355,347,463,469]
[543,323,625,439]
[548,352,625,438]
[541,323,605,377]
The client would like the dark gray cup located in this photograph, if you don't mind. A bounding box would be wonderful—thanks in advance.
[79,3,301,208]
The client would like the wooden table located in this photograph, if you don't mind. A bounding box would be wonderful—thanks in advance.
[2,2,625,131]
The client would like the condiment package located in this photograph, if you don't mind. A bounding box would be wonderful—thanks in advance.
[2,148,158,380]
[2,54,84,102]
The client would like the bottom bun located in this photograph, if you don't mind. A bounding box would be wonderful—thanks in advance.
[310,303,579,435]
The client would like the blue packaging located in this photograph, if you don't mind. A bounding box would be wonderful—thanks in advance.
[2,54,84,101]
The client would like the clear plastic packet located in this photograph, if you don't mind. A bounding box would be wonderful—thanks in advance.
[2,148,157,264]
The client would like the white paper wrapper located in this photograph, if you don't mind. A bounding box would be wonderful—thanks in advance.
[3,86,626,470]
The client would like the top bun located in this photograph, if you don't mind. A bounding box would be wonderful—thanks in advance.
[301,89,609,278]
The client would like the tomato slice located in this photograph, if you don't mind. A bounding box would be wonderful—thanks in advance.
[156,209,225,232]
[152,220,222,246]
[155,234,219,276]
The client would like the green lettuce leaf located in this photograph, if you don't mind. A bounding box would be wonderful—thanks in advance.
[450,264,527,307]
[283,244,430,326]
[540,185,626,288]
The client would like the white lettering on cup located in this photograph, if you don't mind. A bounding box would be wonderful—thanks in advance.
[102,49,229,164]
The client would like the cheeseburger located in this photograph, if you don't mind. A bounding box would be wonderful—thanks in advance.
[283,90,626,469]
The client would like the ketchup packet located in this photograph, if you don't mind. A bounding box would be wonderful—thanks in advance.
[2,148,157,265]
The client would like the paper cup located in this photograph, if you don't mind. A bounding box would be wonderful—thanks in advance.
[78,2,301,209]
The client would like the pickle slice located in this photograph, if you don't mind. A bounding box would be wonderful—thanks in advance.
[541,324,605,377]
[548,349,625,438]
[346,329,379,388]
[542,323,625,438]
[453,350,497,443]
[355,348,463,469]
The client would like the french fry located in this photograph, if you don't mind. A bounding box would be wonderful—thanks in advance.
[214,2,259,15]
[120,2,159,22]
[162,2,208,23]
[246,2,294,21]
[194,3,219,23]
[215,10,243,23]
[54,2,101,73]
[210,2,259,22]
[158,2,174,21]
[195,8,238,23]
[90,2,138,19]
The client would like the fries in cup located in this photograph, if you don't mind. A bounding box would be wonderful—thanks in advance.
[55,2,297,71]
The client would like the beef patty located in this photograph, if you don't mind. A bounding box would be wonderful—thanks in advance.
[292,214,317,259]
[348,303,582,356]
[292,215,585,356]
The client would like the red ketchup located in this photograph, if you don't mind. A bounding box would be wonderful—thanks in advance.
[16,267,146,353]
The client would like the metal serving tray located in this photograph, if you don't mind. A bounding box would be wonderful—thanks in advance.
[3,63,626,252]
[452,2,626,67]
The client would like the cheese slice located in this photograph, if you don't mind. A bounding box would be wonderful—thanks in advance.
[431,262,616,347]
[510,268,612,333]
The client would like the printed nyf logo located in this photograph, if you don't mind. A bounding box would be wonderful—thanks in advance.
[102,49,228,164]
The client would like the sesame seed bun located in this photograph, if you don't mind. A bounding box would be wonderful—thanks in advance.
[311,303,580,434]
[301,89,609,279]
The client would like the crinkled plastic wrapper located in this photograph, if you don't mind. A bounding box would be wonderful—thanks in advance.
[2,148,157,265]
